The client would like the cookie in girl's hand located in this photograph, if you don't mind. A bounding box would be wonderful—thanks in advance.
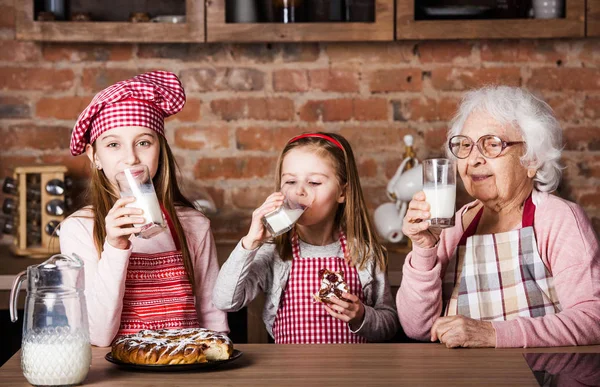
[313,268,350,303]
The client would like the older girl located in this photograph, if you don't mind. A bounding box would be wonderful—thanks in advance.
[60,71,228,346]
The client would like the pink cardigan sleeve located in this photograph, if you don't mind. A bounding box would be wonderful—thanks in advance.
[59,213,131,347]
[396,223,462,341]
[185,215,229,333]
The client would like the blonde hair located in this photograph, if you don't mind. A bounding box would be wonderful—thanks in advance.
[274,132,387,271]
[79,136,197,291]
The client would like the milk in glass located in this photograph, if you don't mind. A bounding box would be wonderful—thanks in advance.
[423,184,456,220]
[422,158,456,228]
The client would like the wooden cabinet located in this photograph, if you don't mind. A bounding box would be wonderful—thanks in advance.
[15,0,203,42]
[205,0,394,42]
[397,0,586,39]
[588,0,600,36]
[12,0,596,43]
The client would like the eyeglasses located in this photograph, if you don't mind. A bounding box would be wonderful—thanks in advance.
[448,135,525,159]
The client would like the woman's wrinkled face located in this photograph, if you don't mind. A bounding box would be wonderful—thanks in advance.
[456,111,531,206]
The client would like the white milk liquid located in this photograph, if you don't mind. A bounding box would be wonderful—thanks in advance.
[423,184,456,219]
[126,191,164,227]
[265,207,305,235]
[21,332,91,386]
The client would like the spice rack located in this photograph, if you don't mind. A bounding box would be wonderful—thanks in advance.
[3,166,69,258]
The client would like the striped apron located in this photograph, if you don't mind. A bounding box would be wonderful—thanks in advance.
[117,209,200,335]
[273,232,368,344]
[443,195,561,320]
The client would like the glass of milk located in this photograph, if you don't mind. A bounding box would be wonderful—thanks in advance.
[262,185,314,237]
[115,165,166,239]
[422,158,456,228]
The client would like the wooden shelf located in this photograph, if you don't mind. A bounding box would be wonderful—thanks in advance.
[206,0,394,42]
[397,0,586,39]
[589,0,600,36]
[13,0,594,43]
[15,0,203,42]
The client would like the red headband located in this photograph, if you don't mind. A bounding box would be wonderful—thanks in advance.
[287,133,344,150]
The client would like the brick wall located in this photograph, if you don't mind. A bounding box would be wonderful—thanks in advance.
[0,4,599,242]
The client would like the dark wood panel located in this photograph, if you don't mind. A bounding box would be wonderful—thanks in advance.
[16,0,203,42]
[34,0,186,22]
[398,0,585,39]
[588,0,600,36]
[206,0,394,42]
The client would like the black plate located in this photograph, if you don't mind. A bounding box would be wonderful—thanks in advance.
[105,349,243,372]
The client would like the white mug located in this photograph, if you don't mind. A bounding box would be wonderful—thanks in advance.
[150,15,186,23]
[388,163,423,203]
[374,201,407,243]
[532,0,564,19]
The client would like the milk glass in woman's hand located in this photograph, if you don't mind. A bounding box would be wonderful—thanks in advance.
[423,158,456,228]
[115,165,166,238]
[262,186,314,237]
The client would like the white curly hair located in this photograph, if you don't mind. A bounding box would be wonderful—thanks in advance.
[447,86,563,193]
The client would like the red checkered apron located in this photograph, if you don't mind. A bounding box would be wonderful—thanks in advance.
[443,194,561,320]
[117,209,200,335]
[273,232,368,343]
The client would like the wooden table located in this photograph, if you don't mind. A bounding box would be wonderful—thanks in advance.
[1,344,599,386]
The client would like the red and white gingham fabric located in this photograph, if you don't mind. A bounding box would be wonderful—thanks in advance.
[273,231,368,344]
[117,249,200,336]
[70,70,186,156]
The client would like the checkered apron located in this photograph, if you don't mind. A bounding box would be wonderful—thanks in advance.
[272,232,368,343]
[117,209,200,336]
[443,195,561,320]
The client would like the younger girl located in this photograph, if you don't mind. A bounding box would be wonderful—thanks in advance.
[213,132,399,343]
[60,71,228,347]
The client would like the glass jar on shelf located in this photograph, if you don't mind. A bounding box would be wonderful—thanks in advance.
[273,0,306,23]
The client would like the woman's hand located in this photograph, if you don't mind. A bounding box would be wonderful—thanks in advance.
[430,315,496,348]
[241,192,285,250]
[105,196,145,250]
[402,191,442,249]
[323,292,365,331]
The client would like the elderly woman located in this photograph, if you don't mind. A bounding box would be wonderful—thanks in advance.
[397,86,600,348]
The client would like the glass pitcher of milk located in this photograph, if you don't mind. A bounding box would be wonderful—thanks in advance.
[9,254,91,386]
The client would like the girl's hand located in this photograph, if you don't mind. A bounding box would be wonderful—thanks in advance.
[402,191,442,249]
[241,192,285,250]
[105,197,145,250]
[324,292,365,331]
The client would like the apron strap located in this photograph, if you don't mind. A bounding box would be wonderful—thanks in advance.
[457,192,535,246]
[458,207,483,246]
[522,194,535,228]
[291,231,301,260]
[160,204,181,251]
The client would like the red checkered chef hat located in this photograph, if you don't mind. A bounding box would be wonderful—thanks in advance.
[70,70,186,156]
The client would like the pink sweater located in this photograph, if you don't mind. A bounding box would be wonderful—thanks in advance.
[59,206,229,347]
[396,190,600,348]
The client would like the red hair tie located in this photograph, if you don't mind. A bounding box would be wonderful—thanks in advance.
[287,133,344,150]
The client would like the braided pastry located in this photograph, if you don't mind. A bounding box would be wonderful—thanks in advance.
[111,328,233,365]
